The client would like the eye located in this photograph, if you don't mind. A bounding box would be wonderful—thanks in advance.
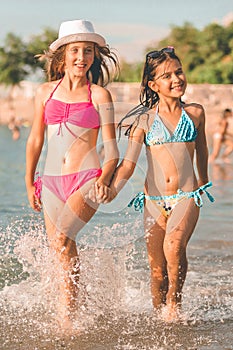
[162,73,170,79]
[85,47,94,54]
[69,48,79,54]
[177,69,183,75]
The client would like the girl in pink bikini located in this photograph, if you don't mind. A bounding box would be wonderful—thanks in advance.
[25,19,119,328]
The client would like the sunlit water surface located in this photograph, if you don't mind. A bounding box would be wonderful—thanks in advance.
[0,126,232,350]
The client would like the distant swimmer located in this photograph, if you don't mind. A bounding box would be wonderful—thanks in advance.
[8,117,21,141]
[209,108,233,163]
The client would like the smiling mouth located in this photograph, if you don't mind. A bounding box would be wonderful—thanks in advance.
[75,63,87,68]
[172,84,183,89]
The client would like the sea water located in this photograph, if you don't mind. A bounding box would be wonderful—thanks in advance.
[0,125,232,350]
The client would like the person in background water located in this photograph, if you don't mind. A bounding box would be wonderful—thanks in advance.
[25,19,119,330]
[9,123,20,141]
[96,47,214,321]
[209,108,233,163]
[8,110,21,141]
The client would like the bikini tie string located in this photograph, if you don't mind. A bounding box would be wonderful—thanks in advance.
[57,121,78,138]
[128,191,145,213]
[190,181,215,207]
[33,174,42,199]
[128,182,214,212]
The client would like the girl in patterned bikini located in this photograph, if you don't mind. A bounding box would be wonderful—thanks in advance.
[25,19,119,330]
[99,47,214,321]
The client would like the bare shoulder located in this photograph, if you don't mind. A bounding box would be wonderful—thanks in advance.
[35,80,59,104]
[184,102,205,117]
[138,108,154,130]
[90,84,113,104]
[183,102,205,128]
[127,108,153,137]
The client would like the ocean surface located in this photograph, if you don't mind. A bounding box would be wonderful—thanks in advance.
[0,125,233,350]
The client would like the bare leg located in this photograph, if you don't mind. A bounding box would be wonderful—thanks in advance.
[221,140,233,162]
[44,211,80,314]
[43,184,98,326]
[209,134,222,162]
[163,198,199,317]
[144,203,168,308]
[145,197,199,320]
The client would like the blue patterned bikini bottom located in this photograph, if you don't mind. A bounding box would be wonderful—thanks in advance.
[128,182,214,218]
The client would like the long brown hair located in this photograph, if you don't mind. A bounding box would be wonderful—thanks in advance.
[140,47,181,108]
[118,47,182,137]
[37,43,119,86]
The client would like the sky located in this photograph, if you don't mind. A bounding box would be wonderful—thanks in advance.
[1,0,233,62]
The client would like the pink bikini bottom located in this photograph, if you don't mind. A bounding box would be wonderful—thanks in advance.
[34,168,102,202]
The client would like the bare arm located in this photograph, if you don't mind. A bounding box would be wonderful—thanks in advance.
[98,89,119,186]
[195,106,209,186]
[90,86,119,202]
[25,85,46,211]
[109,124,145,198]
[218,118,227,136]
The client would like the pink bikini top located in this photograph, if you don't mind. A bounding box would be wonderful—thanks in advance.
[44,79,100,136]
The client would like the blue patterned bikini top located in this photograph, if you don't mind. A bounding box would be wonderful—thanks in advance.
[145,106,198,146]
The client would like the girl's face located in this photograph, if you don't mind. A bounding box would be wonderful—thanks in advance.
[65,41,95,77]
[148,59,187,99]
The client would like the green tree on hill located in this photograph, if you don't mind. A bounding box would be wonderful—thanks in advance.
[0,22,233,84]
[115,59,143,82]
[152,21,233,84]
[0,29,56,121]
[0,28,56,86]
[0,33,29,120]
[0,33,28,86]
[25,28,57,79]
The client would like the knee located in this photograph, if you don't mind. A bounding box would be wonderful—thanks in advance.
[148,255,167,281]
[164,237,187,265]
[51,232,77,258]
[150,265,166,281]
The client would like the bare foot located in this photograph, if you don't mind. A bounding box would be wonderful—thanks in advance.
[53,307,82,337]
[55,315,82,337]
[160,304,183,323]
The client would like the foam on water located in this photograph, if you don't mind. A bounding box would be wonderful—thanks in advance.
[0,216,232,350]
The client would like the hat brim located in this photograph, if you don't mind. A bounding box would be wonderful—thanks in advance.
[49,33,106,51]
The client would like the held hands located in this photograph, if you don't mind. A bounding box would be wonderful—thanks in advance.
[88,180,117,204]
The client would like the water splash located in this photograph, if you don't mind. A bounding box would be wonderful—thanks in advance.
[0,216,232,349]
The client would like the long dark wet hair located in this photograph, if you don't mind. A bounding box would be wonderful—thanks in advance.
[118,47,182,137]
[36,43,119,86]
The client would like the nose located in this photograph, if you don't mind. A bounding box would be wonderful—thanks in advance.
[172,73,181,82]
[77,50,85,61]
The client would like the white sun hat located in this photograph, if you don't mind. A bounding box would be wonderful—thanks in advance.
[49,19,106,51]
